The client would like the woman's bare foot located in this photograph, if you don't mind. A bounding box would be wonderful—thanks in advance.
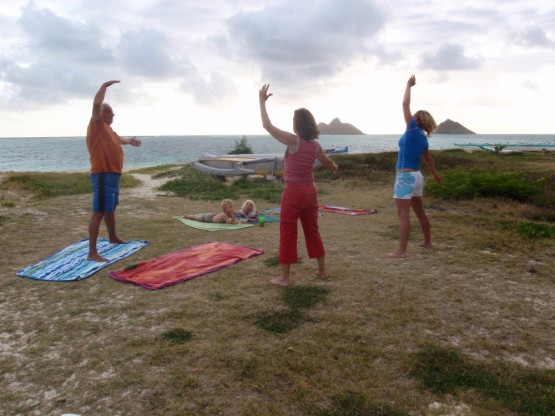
[87,253,108,262]
[315,270,328,279]
[418,242,433,248]
[386,251,406,258]
[269,277,290,287]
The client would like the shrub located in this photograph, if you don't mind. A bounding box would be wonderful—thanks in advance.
[427,170,540,202]
[228,136,253,155]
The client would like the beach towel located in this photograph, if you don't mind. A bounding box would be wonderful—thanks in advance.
[260,207,282,215]
[256,215,280,223]
[174,216,254,231]
[109,241,264,289]
[260,207,323,219]
[235,213,280,223]
[318,205,378,216]
[17,238,148,282]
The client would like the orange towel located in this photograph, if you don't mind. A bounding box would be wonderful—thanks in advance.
[109,241,264,289]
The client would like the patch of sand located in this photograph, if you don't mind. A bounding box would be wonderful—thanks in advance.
[126,173,174,199]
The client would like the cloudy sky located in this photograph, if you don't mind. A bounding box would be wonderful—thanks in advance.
[1,0,554,137]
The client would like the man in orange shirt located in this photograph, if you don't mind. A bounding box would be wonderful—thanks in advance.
[86,80,142,262]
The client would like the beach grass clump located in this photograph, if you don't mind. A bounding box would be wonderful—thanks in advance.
[157,164,284,203]
[0,172,140,200]
[253,286,328,334]
[161,328,194,344]
[282,285,329,310]
[515,222,555,240]
[318,391,409,416]
[315,152,397,182]
[158,166,235,200]
[410,344,555,415]
[427,170,540,202]
[252,309,305,333]
[128,164,180,174]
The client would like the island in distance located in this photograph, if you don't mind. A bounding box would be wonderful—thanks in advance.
[318,118,364,135]
[317,117,475,135]
[435,119,475,134]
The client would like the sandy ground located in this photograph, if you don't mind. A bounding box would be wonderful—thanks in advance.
[127,173,174,199]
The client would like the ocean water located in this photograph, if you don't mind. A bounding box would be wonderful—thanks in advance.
[0,134,553,172]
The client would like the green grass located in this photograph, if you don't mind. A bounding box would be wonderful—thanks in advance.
[410,344,555,415]
[0,172,140,200]
[157,165,284,202]
[161,328,194,344]
[282,286,329,310]
[514,222,555,239]
[253,285,329,334]
[427,170,541,202]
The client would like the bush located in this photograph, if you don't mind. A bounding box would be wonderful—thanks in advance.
[427,170,540,202]
[228,136,253,155]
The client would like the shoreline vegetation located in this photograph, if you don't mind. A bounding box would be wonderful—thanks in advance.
[1,149,554,415]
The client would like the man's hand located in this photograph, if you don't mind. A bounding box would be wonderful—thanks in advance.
[103,80,120,88]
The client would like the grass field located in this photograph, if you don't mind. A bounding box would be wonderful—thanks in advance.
[1,150,554,415]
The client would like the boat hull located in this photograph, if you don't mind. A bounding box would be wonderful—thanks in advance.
[455,143,555,153]
[192,153,284,177]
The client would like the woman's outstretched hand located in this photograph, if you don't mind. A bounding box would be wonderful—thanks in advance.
[259,84,273,103]
[407,74,416,87]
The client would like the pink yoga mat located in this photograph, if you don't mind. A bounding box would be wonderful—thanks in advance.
[318,205,378,216]
[109,241,264,289]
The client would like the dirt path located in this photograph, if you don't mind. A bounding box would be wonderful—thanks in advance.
[126,173,173,199]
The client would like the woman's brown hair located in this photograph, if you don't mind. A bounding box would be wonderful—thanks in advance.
[293,108,319,141]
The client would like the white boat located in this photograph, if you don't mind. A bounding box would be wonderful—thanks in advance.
[191,153,285,177]
[454,142,555,153]
[191,145,350,178]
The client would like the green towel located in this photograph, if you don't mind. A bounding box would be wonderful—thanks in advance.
[174,216,254,231]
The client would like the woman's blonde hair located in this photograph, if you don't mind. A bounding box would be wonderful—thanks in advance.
[293,108,319,141]
[414,110,437,137]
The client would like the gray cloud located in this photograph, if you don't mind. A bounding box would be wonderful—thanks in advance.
[180,70,238,107]
[511,27,555,48]
[419,42,483,71]
[225,0,388,88]
[17,2,114,62]
[1,2,189,109]
[119,29,178,78]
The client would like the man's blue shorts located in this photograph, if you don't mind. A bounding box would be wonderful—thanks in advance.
[91,172,120,213]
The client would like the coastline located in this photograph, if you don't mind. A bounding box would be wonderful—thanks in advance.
[2,133,554,173]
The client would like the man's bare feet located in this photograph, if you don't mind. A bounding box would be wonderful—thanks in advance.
[386,251,406,258]
[109,238,128,244]
[418,242,433,248]
[270,278,290,287]
[87,253,108,262]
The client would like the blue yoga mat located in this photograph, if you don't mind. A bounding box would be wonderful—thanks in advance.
[17,238,149,281]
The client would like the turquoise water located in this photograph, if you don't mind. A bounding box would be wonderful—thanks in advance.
[0,134,553,172]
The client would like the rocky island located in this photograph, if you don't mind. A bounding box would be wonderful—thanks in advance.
[318,118,364,135]
[435,119,475,134]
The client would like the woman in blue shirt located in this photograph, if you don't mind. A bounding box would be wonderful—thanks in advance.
[387,74,442,258]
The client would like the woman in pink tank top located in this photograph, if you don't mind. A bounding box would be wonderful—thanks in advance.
[259,84,339,286]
